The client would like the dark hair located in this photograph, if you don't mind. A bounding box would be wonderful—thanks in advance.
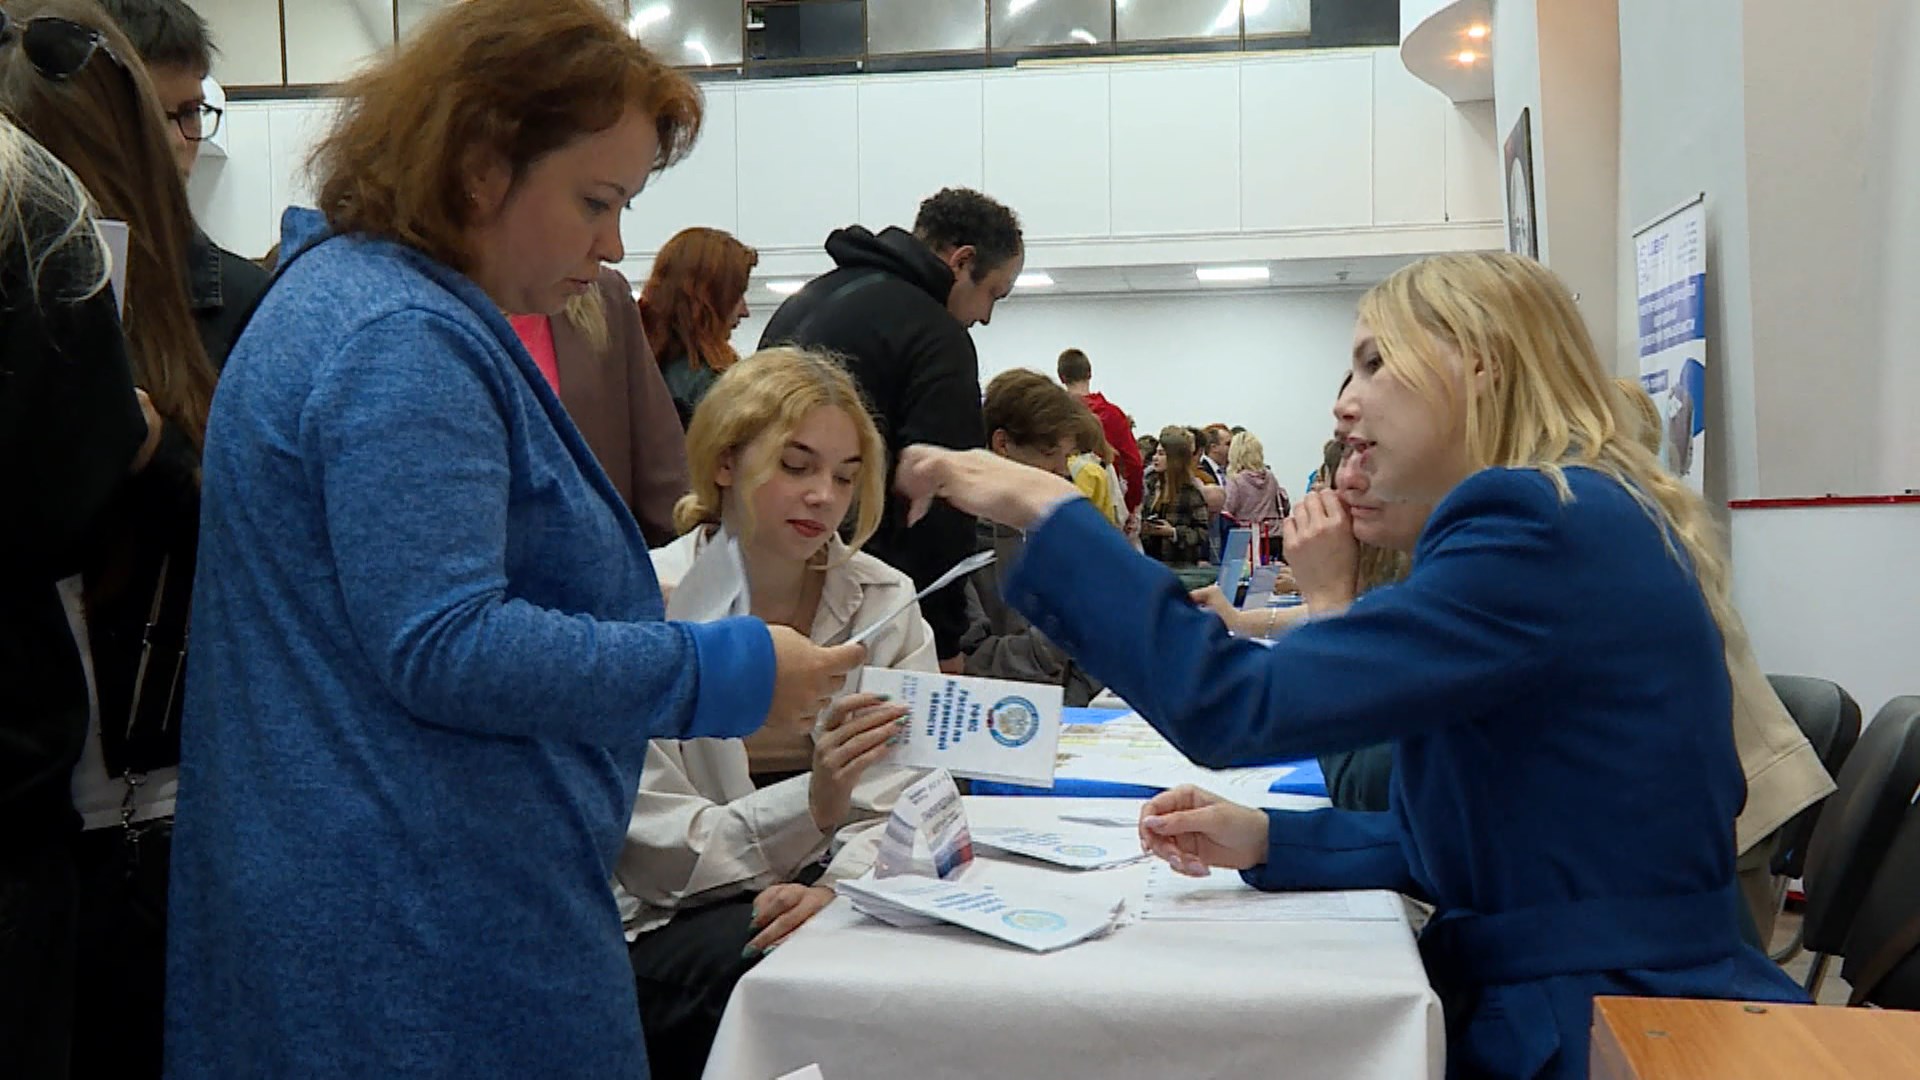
[984,368,1088,451]
[1057,347,1091,384]
[913,187,1022,280]
[0,0,215,446]
[1153,426,1196,510]
[94,0,213,75]
[641,226,757,374]
[1317,437,1346,488]
[312,0,702,276]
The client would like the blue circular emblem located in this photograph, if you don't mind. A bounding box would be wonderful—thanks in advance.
[1001,909,1068,933]
[988,696,1040,748]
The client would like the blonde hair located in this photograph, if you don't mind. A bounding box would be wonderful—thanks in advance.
[673,347,887,559]
[562,286,609,353]
[0,116,106,301]
[1227,431,1267,475]
[1358,252,1743,652]
[1612,376,1662,456]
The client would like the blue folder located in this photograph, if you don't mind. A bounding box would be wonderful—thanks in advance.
[968,707,1328,800]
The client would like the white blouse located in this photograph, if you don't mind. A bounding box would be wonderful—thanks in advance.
[613,529,938,936]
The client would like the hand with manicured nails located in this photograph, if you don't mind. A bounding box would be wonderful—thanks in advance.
[808,692,910,831]
[745,883,835,957]
[1281,489,1360,616]
[766,628,866,735]
[1137,784,1271,878]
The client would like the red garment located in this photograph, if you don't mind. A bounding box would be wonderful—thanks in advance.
[1079,391,1143,512]
[507,313,562,394]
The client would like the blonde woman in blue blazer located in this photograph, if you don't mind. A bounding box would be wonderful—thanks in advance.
[893,253,1804,1080]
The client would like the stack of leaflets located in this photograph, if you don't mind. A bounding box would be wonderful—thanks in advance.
[837,873,1127,953]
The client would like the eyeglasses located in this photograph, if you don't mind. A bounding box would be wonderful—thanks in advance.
[0,12,119,82]
[164,101,224,142]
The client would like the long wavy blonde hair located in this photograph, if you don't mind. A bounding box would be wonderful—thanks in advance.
[674,346,887,560]
[1357,252,1744,651]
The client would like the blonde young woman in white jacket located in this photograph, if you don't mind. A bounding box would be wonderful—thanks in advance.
[615,347,934,1079]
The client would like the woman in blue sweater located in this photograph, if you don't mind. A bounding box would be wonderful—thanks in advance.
[895,252,1804,1079]
[166,3,863,1077]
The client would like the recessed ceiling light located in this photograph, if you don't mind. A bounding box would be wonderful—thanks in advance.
[1466,25,1489,40]
[1456,50,1479,65]
[1195,265,1270,284]
[766,280,806,296]
[1016,272,1054,289]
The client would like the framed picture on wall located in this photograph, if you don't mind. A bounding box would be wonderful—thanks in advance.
[1504,107,1539,259]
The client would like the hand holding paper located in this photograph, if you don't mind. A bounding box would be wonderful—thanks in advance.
[1137,784,1272,878]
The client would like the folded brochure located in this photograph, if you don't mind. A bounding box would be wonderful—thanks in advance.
[838,873,1126,953]
[970,824,1146,870]
[864,667,1062,786]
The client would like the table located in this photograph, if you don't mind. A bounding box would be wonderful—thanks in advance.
[970,708,1331,802]
[1590,997,1920,1080]
[703,797,1443,1080]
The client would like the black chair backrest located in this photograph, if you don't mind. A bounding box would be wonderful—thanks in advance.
[1767,675,1864,878]
[1840,793,1920,1008]
[1801,697,1920,956]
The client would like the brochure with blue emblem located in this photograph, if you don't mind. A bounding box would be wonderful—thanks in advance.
[837,872,1126,953]
[856,668,1063,787]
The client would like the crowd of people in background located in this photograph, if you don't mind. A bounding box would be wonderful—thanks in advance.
[2,2,1836,1079]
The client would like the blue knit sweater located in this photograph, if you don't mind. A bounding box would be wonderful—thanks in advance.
[165,209,774,1078]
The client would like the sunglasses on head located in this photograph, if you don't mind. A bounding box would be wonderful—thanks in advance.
[0,11,121,82]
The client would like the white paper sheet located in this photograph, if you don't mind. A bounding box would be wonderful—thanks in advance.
[1142,864,1405,923]
[97,220,129,315]
[862,668,1062,786]
[847,550,994,646]
[775,1067,826,1080]
[838,873,1126,953]
[664,526,749,622]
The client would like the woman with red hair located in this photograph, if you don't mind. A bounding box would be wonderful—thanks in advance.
[641,226,757,427]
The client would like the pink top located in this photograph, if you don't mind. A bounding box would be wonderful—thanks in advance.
[507,313,561,394]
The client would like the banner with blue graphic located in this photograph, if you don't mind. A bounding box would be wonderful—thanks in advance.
[1634,196,1709,491]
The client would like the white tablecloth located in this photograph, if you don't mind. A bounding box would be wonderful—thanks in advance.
[703,797,1444,1080]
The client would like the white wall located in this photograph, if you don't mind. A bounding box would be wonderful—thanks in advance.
[1864,0,1920,493]
[188,50,1503,282]
[731,289,1364,489]
[1732,503,1920,721]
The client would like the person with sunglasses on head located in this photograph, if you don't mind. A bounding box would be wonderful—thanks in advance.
[166,2,863,1077]
[94,0,267,370]
[0,112,161,1077]
[0,5,218,1074]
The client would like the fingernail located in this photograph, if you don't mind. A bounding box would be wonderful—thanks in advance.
[887,735,902,746]
[876,694,892,701]
[1142,816,1164,830]
[741,945,762,960]
[893,716,910,727]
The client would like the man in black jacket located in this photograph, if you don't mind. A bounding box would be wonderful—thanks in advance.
[761,188,1024,671]
[98,0,269,369]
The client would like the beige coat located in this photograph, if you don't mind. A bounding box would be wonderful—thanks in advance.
[1728,637,1836,854]
[613,530,937,936]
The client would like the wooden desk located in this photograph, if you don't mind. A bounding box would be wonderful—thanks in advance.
[1592,997,1920,1080]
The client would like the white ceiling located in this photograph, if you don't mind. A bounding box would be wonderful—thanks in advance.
[751,254,1419,299]
[1401,0,1494,104]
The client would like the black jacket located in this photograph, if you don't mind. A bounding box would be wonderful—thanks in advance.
[188,228,269,371]
[760,226,984,658]
[1,218,148,842]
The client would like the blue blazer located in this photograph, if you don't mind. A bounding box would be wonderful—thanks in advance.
[166,210,774,1078]
[1005,468,1805,1080]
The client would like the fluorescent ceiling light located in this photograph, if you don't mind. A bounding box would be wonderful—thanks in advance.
[766,280,807,296]
[1016,272,1054,289]
[1196,265,1270,283]
[1068,28,1098,45]
[1245,0,1270,16]
[1008,0,1039,16]
[682,38,712,66]
[628,3,669,36]
[1213,2,1240,32]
